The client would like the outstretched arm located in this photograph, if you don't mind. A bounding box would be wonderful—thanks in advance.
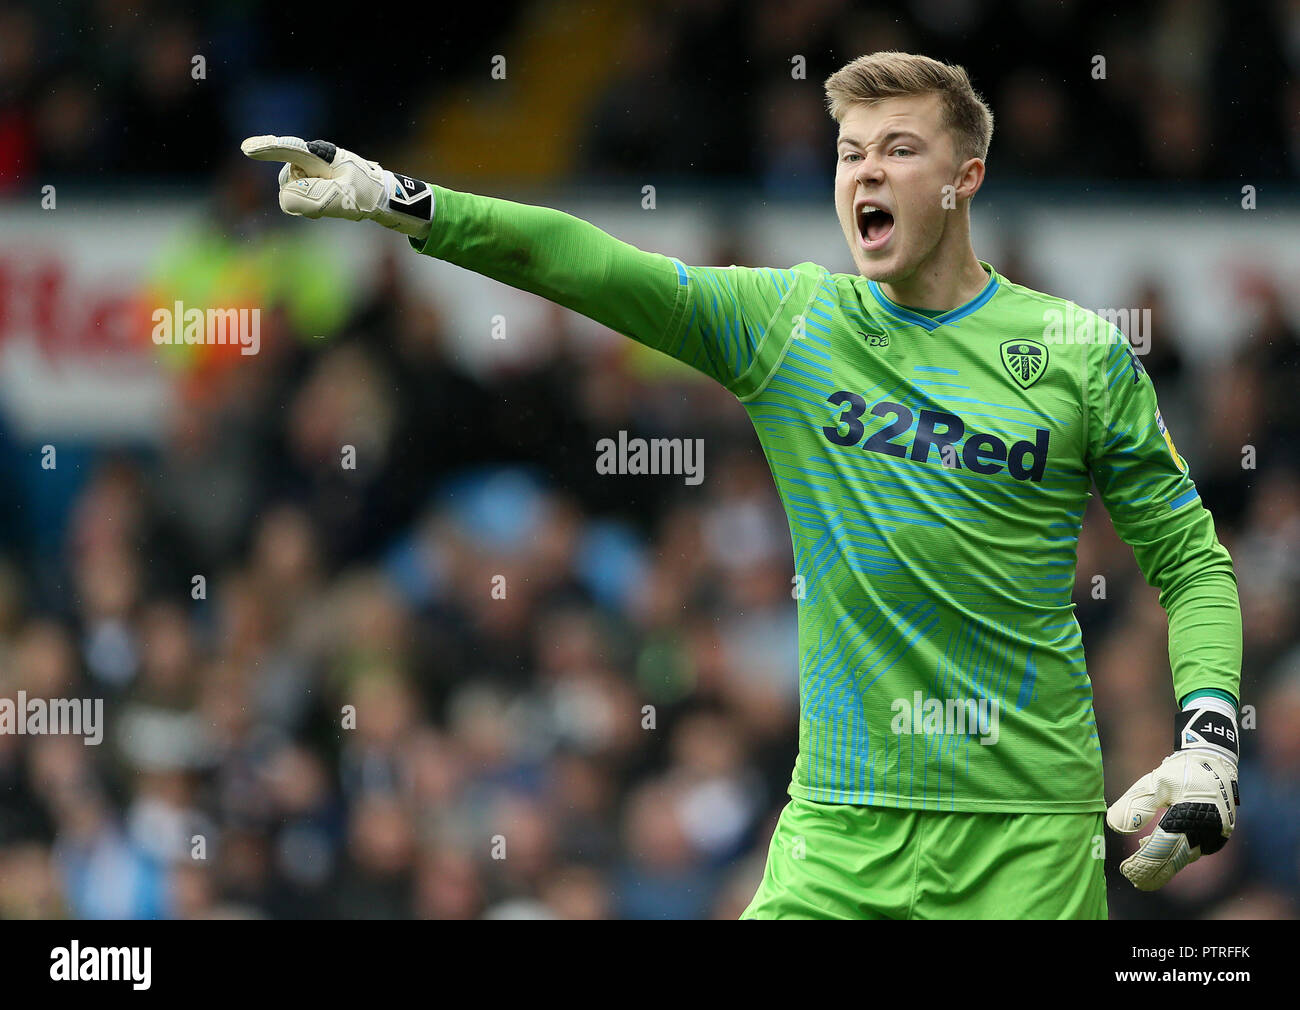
[243,135,806,394]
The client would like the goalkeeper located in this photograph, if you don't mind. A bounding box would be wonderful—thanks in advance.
[242,50,1241,920]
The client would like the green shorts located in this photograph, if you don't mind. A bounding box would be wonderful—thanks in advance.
[742,797,1108,920]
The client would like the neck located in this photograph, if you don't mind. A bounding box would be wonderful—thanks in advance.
[879,240,988,312]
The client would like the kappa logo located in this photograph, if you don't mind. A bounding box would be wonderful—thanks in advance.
[1000,339,1049,389]
[859,328,889,347]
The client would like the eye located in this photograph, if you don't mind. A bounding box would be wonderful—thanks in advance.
[840,152,862,163]
[892,147,915,157]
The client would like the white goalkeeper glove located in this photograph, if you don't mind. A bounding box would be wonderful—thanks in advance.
[1106,695,1240,891]
[240,135,433,240]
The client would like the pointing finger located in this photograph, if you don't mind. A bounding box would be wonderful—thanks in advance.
[241,135,334,176]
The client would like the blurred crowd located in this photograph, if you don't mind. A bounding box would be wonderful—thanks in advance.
[1,185,1298,918]
[0,203,806,917]
[2,0,1299,194]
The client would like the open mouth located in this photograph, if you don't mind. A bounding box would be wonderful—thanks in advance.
[857,204,895,251]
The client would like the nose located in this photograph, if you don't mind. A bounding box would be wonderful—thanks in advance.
[854,151,885,185]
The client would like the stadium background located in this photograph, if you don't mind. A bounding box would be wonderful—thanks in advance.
[1,0,1298,920]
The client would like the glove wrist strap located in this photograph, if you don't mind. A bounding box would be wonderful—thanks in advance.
[1175,700,1239,762]
[374,170,434,239]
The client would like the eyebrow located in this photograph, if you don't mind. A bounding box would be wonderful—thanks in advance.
[837,130,927,149]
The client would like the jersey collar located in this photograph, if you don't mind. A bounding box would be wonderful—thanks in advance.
[866,262,1000,332]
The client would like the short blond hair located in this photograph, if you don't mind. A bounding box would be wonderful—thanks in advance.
[824,52,993,163]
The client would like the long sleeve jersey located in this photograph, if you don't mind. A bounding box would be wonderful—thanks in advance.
[408,186,1242,811]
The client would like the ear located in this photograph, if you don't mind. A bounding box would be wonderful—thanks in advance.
[953,157,985,202]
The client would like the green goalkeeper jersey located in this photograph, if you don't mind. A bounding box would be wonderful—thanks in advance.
[410,187,1242,812]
